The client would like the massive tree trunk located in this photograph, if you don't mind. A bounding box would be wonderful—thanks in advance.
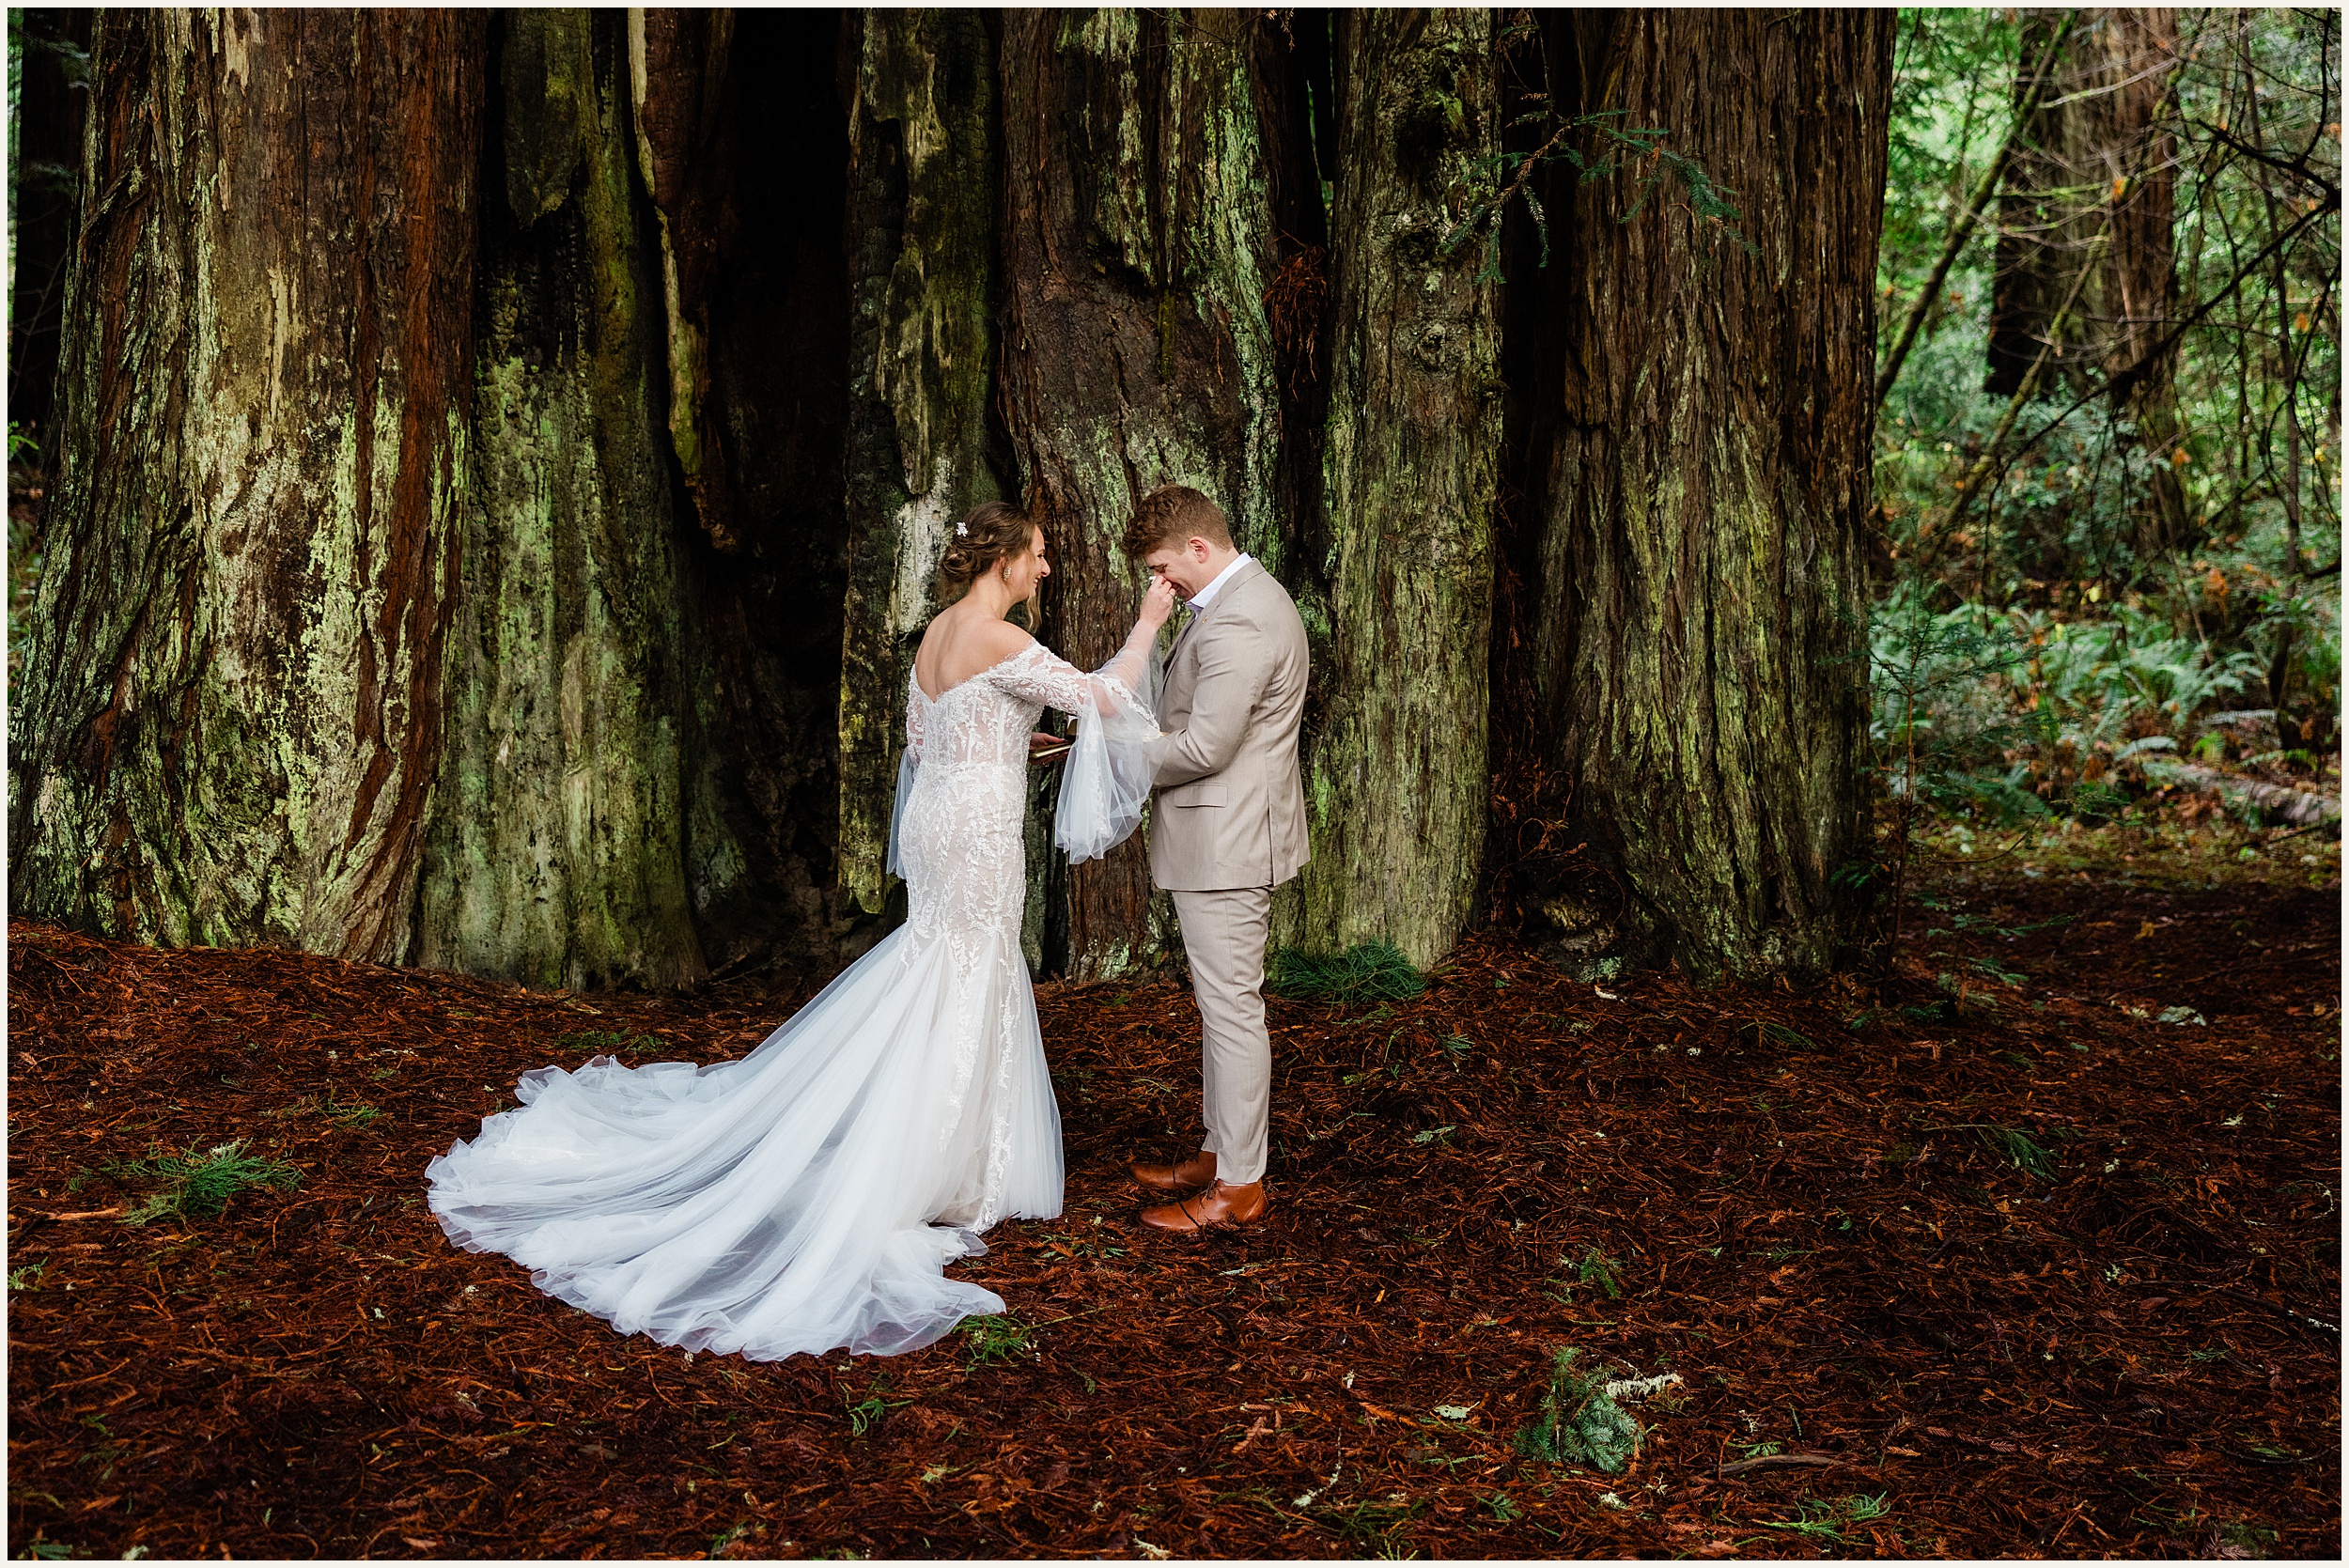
[12,6,1889,992]
[1987,9,2186,548]
[836,9,1004,928]
[1500,10,1891,983]
[414,9,706,989]
[9,9,486,961]
[1286,9,1500,971]
[8,8,854,989]
[996,8,1303,981]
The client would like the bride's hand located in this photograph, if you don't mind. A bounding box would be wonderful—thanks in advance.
[1137,574,1179,634]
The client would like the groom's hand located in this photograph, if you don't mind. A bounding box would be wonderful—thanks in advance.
[1028,731,1072,767]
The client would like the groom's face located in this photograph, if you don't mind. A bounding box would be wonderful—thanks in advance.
[1142,536,1219,601]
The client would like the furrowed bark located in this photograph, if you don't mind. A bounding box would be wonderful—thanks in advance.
[9,9,484,962]
[998,8,1299,980]
[1287,8,1501,971]
[837,9,1003,924]
[1505,9,1890,982]
[415,9,707,989]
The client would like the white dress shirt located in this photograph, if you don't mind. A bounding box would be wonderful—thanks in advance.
[1186,551,1254,613]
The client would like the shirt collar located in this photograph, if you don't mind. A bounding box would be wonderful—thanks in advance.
[1186,552,1253,613]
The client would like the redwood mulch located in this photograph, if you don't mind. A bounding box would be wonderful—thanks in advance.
[7,860,2339,1560]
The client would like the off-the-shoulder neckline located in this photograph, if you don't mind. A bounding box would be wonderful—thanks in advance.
[910,638,1044,705]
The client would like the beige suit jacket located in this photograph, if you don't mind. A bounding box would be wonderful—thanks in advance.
[1145,558,1311,892]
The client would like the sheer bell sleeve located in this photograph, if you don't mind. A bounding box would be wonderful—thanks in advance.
[885,674,925,880]
[985,641,1161,865]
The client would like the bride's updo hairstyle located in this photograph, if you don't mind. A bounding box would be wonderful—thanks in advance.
[936,501,1042,604]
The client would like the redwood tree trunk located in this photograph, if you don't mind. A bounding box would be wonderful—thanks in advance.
[1502,9,1892,982]
[836,9,1004,926]
[414,9,707,989]
[996,8,1304,981]
[1287,8,1501,971]
[8,9,486,962]
[1988,9,2186,549]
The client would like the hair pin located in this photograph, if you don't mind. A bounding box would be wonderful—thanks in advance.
[955,517,969,536]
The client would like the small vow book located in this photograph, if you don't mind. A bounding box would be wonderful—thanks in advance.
[1030,735,1073,762]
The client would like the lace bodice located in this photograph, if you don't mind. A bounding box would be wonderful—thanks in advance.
[894,639,1147,953]
[906,641,1138,770]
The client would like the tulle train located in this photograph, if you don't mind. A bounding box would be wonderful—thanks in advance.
[426,920,1062,1360]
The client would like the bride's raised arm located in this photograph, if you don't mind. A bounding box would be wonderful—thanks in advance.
[981,580,1175,863]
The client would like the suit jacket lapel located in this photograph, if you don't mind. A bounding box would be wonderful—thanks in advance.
[1164,559,1261,685]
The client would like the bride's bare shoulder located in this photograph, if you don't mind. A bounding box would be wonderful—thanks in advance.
[973,619,1038,661]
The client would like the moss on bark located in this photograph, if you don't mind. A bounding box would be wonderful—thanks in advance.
[837,9,1004,921]
[1287,9,1501,973]
[999,7,1299,979]
[9,10,486,964]
[417,9,707,990]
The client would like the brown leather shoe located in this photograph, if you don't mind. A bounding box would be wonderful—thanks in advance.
[1129,1149,1217,1196]
[1140,1179,1268,1234]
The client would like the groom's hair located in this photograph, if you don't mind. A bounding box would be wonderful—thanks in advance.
[1122,484,1232,558]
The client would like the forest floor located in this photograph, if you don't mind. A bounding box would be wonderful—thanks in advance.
[7,827,2340,1560]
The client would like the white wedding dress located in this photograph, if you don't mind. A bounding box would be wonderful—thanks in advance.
[426,637,1156,1359]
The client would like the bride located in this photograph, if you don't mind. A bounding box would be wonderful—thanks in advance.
[427,502,1174,1359]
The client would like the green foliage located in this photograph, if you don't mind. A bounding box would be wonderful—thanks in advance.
[958,1311,1037,1370]
[1872,585,2277,827]
[1871,5,2339,863]
[1512,1347,1642,1473]
[1568,1247,1624,1300]
[1761,1493,1890,1545]
[1267,940,1426,1003]
[558,1029,669,1059]
[845,1376,910,1436]
[271,1085,383,1129]
[1323,1497,1423,1553]
[101,1140,300,1225]
[1441,106,1753,286]
[1972,1125,2059,1181]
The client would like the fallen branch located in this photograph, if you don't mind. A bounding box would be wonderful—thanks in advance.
[1718,1452,1843,1477]
[2141,758,2341,830]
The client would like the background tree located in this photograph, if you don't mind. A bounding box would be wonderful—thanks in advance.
[1287,8,1501,971]
[1986,8,2188,552]
[1495,9,1895,981]
[10,9,487,963]
[996,8,1306,980]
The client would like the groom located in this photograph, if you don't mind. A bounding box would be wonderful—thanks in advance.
[1122,485,1310,1234]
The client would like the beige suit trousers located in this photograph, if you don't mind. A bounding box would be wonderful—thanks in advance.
[1171,885,1274,1187]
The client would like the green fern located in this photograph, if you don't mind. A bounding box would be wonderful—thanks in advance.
[1512,1347,1641,1473]
[103,1140,299,1225]
[1266,941,1426,1003]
